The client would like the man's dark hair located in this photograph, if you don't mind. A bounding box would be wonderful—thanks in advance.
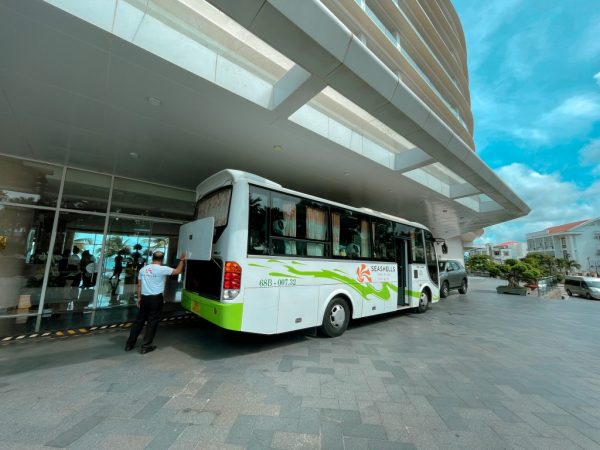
[152,251,164,262]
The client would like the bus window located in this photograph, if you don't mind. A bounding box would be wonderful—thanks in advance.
[270,193,330,257]
[424,231,438,284]
[332,210,371,259]
[372,219,395,261]
[248,187,269,255]
[410,229,425,264]
[195,186,232,242]
[271,193,299,256]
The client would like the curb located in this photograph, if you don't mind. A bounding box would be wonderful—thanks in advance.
[1,314,198,344]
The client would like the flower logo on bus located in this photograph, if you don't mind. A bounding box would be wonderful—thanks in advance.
[356,264,372,283]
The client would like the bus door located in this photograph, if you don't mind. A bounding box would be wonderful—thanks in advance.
[395,238,408,306]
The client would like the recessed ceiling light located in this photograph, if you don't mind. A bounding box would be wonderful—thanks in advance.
[147,96,162,107]
[272,145,283,151]
[129,152,139,159]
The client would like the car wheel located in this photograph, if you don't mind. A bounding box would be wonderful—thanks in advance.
[566,289,572,296]
[586,292,592,300]
[458,279,468,294]
[440,281,449,298]
[416,290,429,314]
[319,297,350,337]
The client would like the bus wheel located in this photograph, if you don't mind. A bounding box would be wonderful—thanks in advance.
[320,297,349,337]
[416,290,429,314]
[566,289,572,296]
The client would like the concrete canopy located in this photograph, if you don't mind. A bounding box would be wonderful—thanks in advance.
[0,0,529,241]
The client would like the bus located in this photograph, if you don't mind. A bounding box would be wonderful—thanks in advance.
[179,169,444,337]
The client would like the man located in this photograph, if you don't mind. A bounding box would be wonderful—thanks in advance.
[125,251,186,354]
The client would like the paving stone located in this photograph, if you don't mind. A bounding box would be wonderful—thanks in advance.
[271,431,320,449]
[3,277,600,450]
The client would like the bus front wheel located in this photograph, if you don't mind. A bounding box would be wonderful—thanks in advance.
[320,297,350,337]
[416,290,429,314]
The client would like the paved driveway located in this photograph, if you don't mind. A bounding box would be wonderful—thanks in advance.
[1,277,599,449]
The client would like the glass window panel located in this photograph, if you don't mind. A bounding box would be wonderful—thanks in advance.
[46,212,106,313]
[0,206,55,315]
[248,187,269,255]
[332,209,371,259]
[61,168,111,212]
[372,219,395,261]
[96,217,151,309]
[0,155,62,207]
[410,229,425,264]
[112,178,194,220]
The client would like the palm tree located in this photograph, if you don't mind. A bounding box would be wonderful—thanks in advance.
[558,258,581,275]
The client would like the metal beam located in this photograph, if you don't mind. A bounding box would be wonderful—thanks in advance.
[269,64,326,120]
[394,148,434,173]
[449,182,479,199]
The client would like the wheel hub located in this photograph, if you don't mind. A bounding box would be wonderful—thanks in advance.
[330,304,346,329]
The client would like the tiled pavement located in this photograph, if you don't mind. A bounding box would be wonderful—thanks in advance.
[1,277,599,449]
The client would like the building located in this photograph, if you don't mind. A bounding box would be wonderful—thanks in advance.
[527,219,600,274]
[491,241,527,262]
[0,0,529,332]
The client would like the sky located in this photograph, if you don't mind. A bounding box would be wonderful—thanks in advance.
[452,0,600,244]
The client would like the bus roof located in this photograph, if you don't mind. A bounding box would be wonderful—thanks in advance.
[196,169,431,233]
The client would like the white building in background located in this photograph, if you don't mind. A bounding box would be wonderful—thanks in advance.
[527,219,600,275]
[491,241,527,262]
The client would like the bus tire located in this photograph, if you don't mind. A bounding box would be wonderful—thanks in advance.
[440,281,449,298]
[416,290,429,314]
[319,297,350,337]
[566,289,572,297]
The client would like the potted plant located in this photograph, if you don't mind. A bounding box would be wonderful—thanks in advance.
[489,259,542,295]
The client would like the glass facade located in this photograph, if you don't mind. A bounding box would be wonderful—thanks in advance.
[0,154,195,331]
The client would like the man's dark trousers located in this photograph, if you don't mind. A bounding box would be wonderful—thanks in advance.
[126,294,164,350]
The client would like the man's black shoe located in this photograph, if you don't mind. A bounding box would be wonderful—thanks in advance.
[125,344,134,352]
[140,345,157,354]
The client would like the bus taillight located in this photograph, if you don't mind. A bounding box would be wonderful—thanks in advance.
[223,261,241,299]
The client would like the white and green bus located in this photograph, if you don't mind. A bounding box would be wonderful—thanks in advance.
[179,169,443,337]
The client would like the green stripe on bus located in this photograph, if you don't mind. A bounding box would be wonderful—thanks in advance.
[182,290,243,331]
[268,265,397,301]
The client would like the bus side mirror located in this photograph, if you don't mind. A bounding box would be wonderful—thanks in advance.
[441,243,448,254]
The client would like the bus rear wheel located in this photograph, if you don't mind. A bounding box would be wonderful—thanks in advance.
[320,297,350,337]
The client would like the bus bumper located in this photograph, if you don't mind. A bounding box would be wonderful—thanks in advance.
[181,290,243,331]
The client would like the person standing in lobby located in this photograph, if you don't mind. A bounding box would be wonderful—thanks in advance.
[125,250,186,354]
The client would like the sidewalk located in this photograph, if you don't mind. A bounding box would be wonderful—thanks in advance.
[1,277,600,449]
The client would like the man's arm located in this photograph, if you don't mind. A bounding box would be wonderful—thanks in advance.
[171,252,187,276]
[136,281,141,306]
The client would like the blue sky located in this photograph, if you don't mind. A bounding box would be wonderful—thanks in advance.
[453,0,600,244]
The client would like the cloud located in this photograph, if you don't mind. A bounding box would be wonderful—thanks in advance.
[595,72,600,87]
[475,163,600,244]
[458,0,524,69]
[506,94,600,145]
[573,15,600,60]
[579,139,600,175]
[504,20,549,80]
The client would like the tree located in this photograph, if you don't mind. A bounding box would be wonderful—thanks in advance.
[522,253,557,277]
[465,254,494,272]
[488,258,542,288]
[103,236,130,258]
[557,258,581,275]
